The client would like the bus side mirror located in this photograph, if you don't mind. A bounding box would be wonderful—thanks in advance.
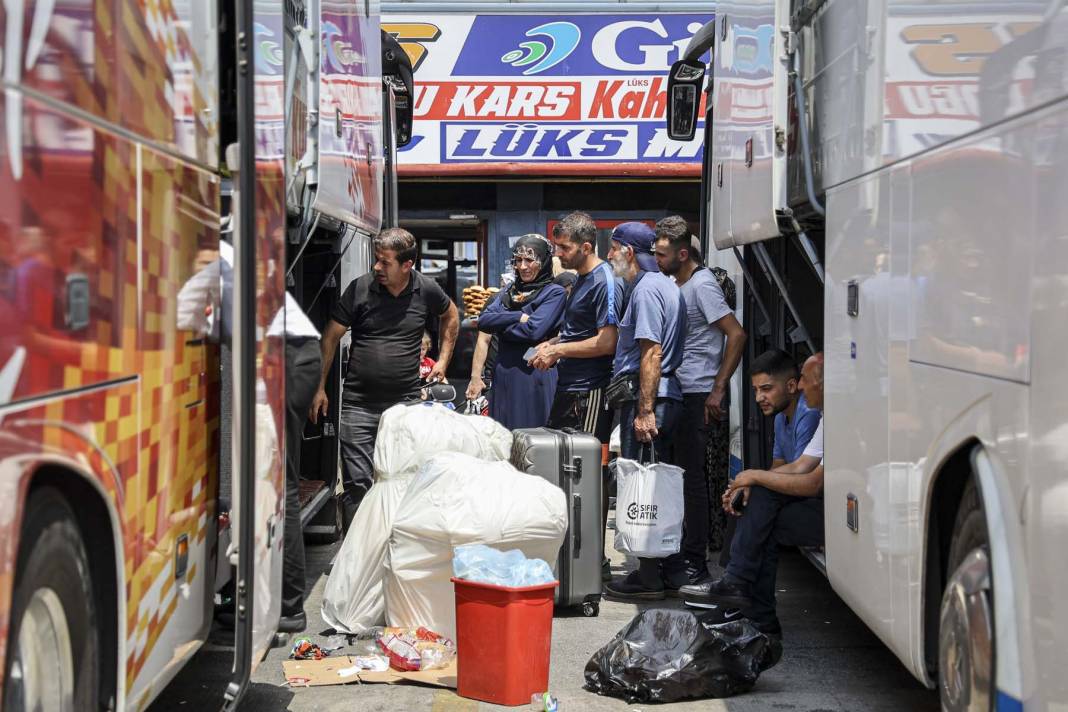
[666,59,706,141]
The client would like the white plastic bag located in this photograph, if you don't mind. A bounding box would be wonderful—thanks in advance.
[320,404,514,634]
[613,457,685,558]
[384,453,567,640]
[373,402,513,478]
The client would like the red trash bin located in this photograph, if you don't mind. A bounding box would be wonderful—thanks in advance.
[451,577,558,706]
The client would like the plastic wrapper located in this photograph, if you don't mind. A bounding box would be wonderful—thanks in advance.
[613,458,685,558]
[453,544,556,587]
[583,609,781,703]
[384,453,567,639]
[321,404,513,634]
[376,627,455,672]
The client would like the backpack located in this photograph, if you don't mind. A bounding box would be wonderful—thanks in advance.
[709,266,737,311]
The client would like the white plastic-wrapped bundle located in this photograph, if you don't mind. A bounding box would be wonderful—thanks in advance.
[320,404,513,634]
[383,452,567,639]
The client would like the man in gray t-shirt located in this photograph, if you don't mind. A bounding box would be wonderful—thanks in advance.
[654,217,747,582]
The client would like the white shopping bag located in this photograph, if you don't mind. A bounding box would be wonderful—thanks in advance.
[613,455,684,558]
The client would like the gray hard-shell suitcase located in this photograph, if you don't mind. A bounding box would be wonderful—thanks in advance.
[511,427,603,617]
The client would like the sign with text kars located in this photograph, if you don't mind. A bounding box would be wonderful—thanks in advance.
[382,13,713,175]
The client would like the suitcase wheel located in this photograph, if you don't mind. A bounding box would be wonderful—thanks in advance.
[582,599,600,617]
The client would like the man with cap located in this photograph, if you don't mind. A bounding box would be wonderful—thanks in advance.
[602,222,690,600]
[653,216,747,583]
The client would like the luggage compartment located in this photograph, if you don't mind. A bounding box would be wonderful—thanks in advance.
[511,427,603,616]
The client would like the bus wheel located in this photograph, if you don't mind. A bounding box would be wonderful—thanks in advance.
[2,487,99,712]
[938,479,994,712]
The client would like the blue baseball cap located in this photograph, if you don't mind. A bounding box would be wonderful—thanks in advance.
[611,222,659,272]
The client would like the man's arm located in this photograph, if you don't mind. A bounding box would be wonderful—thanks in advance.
[633,338,661,442]
[531,325,617,370]
[722,453,821,511]
[740,465,824,498]
[705,313,746,423]
[465,330,492,400]
[427,301,460,383]
[309,319,347,423]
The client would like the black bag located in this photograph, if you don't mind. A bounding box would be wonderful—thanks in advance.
[604,372,640,409]
[583,608,780,703]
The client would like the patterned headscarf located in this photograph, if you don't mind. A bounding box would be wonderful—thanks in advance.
[501,234,555,310]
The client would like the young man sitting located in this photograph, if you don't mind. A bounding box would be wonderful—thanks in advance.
[679,352,825,637]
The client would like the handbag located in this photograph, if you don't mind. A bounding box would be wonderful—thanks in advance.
[604,372,640,409]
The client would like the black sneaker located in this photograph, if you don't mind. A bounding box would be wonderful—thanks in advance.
[601,557,612,583]
[678,575,752,609]
[684,564,713,586]
[604,571,665,602]
[277,611,307,634]
[661,567,694,598]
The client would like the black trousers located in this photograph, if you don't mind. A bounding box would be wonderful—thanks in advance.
[283,338,321,617]
[725,485,824,628]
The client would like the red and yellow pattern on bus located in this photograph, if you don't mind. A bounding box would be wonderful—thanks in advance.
[0,1,286,709]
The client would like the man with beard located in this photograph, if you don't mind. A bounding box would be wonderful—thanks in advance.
[532,212,623,581]
[532,212,622,443]
[310,227,459,532]
[653,216,747,583]
[601,222,690,601]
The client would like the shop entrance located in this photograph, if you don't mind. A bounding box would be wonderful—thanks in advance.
[402,219,488,386]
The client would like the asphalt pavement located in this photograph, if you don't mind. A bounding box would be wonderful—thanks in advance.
[149,520,940,712]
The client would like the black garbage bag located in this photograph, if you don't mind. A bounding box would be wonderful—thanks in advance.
[583,608,779,703]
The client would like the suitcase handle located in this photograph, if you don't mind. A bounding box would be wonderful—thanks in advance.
[572,493,581,555]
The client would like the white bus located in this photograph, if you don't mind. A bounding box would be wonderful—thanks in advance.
[667,1,1068,709]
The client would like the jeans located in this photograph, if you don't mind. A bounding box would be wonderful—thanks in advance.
[675,394,711,568]
[339,401,390,509]
[619,397,688,582]
[725,485,824,628]
[283,338,321,616]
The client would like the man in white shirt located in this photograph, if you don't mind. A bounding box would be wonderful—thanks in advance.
[678,352,825,637]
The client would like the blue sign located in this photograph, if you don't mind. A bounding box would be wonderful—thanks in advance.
[452,14,713,77]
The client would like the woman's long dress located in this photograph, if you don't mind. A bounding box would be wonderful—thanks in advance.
[476,284,567,430]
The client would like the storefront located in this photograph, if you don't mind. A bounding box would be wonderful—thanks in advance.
[382,6,712,379]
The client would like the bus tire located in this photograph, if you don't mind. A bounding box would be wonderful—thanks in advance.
[938,478,994,712]
[2,487,100,712]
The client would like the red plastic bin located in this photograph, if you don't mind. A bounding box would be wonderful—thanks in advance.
[451,577,558,706]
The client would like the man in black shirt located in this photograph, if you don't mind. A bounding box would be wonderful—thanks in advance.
[310,228,459,530]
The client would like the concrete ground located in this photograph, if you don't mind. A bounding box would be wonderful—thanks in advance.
[150,520,939,712]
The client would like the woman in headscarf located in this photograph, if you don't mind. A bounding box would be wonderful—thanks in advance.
[476,234,567,429]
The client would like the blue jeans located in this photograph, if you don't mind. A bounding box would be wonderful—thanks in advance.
[619,397,687,581]
[726,486,824,628]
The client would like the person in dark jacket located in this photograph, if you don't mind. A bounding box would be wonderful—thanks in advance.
[477,234,567,429]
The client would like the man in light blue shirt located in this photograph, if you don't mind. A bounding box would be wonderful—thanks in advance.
[602,222,689,601]
[654,217,747,583]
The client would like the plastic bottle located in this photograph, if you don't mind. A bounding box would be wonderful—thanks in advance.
[530,692,559,711]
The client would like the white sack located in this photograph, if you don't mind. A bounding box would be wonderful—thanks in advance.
[320,404,513,634]
[384,453,567,639]
[373,402,513,479]
[613,457,685,558]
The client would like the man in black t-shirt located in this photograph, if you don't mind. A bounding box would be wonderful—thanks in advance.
[310,228,459,531]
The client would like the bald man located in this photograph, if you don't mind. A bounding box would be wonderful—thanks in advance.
[678,353,826,638]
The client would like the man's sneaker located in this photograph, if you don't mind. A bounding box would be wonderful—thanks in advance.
[604,571,665,602]
[684,564,713,586]
[661,567,695,598]
[277,611,307,634]
[678,574,752,609]
[602,557,612,583]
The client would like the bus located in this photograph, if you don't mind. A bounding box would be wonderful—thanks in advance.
[666,1,1067,709]
[0,1,412,710]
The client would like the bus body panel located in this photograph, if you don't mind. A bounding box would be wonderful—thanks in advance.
[13,0,220,170]
[314,1,385,234]
[1024,93,1068,710]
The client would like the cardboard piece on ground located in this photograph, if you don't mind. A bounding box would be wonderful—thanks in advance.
[282,657,457,689]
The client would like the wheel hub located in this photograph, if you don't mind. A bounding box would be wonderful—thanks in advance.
[6,588,76,712]
[939,547,994,712]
